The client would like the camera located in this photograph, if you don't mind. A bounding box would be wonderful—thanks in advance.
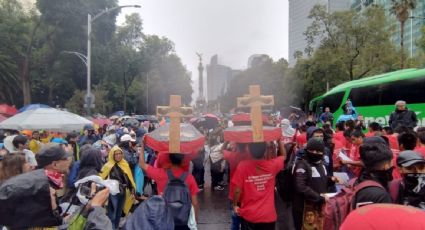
[75,175,119,205]
[79,182,106,198]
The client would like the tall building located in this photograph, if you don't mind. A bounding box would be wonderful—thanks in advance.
[288,0,350,67]
[206,55,235,102]
[247,54,270,68]
[351,0,425,57]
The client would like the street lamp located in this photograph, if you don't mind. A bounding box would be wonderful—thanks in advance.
[61,51,87,67]
[86,4,141,115]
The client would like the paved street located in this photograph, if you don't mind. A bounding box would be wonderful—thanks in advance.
[196,159,231,230]
[196,159,294,230]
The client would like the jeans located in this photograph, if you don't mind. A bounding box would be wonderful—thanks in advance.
[107,193,125,229]
[211,161,224,188]
[229,200,241,230]
[192,154,205,186]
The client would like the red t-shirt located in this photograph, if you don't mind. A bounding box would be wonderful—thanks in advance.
[333,131,346,147]
[145,165,199,196]
[231,156,284,223]
[386,135,399,151]
[349,144,362,177]
[414,146,425,158]
[296,133,307,148]
[391,148,401,180]
[223,150,252,200]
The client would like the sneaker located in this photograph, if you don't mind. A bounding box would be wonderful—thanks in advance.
[213,185,225,191]
[218,181,228,186]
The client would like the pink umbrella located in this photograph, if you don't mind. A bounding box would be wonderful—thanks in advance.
[0,104,17,116]
[92,118,112,127]
[203,113,220,121]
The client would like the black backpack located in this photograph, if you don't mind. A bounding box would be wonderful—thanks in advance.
[163,169,192,226]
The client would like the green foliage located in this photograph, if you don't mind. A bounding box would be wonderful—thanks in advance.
[65,86,113,115]
[0,0,30,104]
[293,5,402,109]
[220,56,292,111]
[0,1,193,116]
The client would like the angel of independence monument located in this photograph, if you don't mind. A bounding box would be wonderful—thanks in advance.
[195,53,206,113]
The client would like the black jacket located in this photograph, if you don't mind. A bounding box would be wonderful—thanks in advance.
[292,159,334,230]
[389,109,418,129]
[293,159,333,205]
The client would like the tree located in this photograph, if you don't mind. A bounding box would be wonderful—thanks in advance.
[108,13,145,112]
[390,0,416,69]
[305,5,399,81]
[220,56,292,112]
[292,5,401,109]
[0,0,31,105]
[65,86,113,115]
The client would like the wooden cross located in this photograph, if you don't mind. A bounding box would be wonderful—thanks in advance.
[237,85,274,142]
[157,95,193,153]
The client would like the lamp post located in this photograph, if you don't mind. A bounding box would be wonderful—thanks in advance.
[86,4,141,115]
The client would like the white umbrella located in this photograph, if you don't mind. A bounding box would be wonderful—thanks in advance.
[0,108,92,132]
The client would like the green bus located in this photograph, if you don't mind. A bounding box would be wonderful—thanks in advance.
[309,68,425,127]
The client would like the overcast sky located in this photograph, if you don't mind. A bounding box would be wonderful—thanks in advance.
[117,0,289,99]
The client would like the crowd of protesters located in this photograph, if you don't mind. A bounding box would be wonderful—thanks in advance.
[0,99,425,230]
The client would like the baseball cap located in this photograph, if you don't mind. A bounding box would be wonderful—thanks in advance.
[36,145,70,168]
[120,134,136,142]
[397,150,425,167]
[51,138,68,145]
[306,138,325,153]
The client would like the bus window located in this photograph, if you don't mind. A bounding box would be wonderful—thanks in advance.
[380,78,425,105]
[349,85,381,106]
[322,92,345,113]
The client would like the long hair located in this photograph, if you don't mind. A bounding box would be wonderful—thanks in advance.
[0,152,26,183]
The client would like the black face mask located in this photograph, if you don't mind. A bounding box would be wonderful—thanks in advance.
[306,151,323,163]
[371,167,394,187]
[404,174,425,196]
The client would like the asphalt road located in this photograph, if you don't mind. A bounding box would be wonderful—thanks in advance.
[196,160,295,230]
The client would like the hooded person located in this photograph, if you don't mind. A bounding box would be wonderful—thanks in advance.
[351,142,393,209]
[62,147,105,204]
[100,146,135,229]
[292,138,337,230]
[281,119,296,144]
[302,127,333,176]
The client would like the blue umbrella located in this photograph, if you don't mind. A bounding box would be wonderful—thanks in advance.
[18,104,50,113]
[113,111,125,117]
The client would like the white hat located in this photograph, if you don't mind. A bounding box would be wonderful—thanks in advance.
[120,134,136,142]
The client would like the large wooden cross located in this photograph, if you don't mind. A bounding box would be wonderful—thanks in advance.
[157,95,193,153]
[237,85,274,142]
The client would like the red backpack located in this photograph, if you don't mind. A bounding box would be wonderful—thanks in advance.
[323,179,384,230]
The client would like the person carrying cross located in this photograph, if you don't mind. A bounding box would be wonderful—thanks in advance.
[139,95,200,230]
[231,86,285,230]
